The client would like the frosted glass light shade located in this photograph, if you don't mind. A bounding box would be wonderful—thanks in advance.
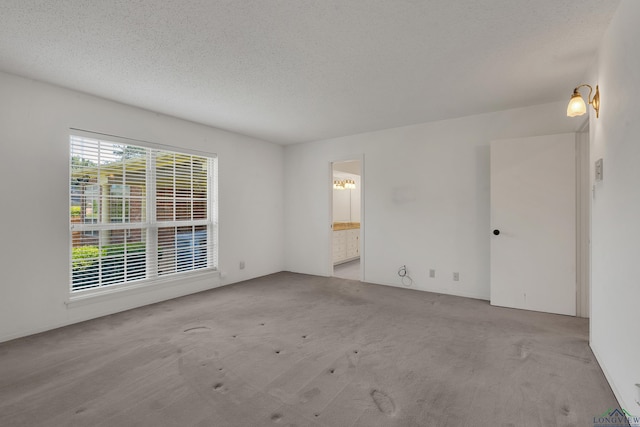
[567,92,587,117]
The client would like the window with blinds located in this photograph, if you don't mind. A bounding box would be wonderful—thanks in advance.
[70,132,217,292]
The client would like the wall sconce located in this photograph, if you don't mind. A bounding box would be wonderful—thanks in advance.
[567,84,600,118]
[344,179,356,189]
[333,179,345,190]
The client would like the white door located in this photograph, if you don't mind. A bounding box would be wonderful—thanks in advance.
[490,133,576,316]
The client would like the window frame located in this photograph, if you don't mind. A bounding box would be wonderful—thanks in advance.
[69,129,218,296]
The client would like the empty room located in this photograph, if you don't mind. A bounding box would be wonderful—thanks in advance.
[1,1,639,426]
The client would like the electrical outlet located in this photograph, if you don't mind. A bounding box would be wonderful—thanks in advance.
[429,269,435,278]
[453,272,459,281]
[239,261,245,270]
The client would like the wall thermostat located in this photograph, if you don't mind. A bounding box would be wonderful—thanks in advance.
[595,158,603,182]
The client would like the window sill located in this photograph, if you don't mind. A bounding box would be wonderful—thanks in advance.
[65,269,220,308]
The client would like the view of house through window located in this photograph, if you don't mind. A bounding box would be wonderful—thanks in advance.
[70,133,217,292]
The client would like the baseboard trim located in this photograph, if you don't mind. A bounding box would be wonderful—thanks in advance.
[590,342,632,413]
[1,277,231,344]
[364,278,489,301]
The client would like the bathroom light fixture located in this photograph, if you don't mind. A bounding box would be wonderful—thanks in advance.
[567,84,600,118]
[333,178,356,190]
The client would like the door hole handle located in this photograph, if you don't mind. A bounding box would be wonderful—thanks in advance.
[493,229,500,236]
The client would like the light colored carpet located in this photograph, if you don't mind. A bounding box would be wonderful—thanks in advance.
[0,272,620,426]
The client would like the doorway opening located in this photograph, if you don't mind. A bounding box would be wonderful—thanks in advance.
[331,160,362,281]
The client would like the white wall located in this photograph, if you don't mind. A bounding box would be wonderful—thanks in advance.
[589,0,640,412]
[284,102,579,299]
[0,71,284,343]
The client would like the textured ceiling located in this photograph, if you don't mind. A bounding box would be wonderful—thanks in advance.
[0,1,620,144]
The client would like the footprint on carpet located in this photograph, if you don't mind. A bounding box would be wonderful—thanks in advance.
[371,389,395,415]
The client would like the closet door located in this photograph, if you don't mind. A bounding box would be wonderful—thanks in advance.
[490,133,576,316]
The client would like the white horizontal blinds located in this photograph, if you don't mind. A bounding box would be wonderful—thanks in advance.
[209,157,218,271]
[70,136,148,228]
[70,135,149,291]
[155,150,214,276]
[70,133,216,292]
